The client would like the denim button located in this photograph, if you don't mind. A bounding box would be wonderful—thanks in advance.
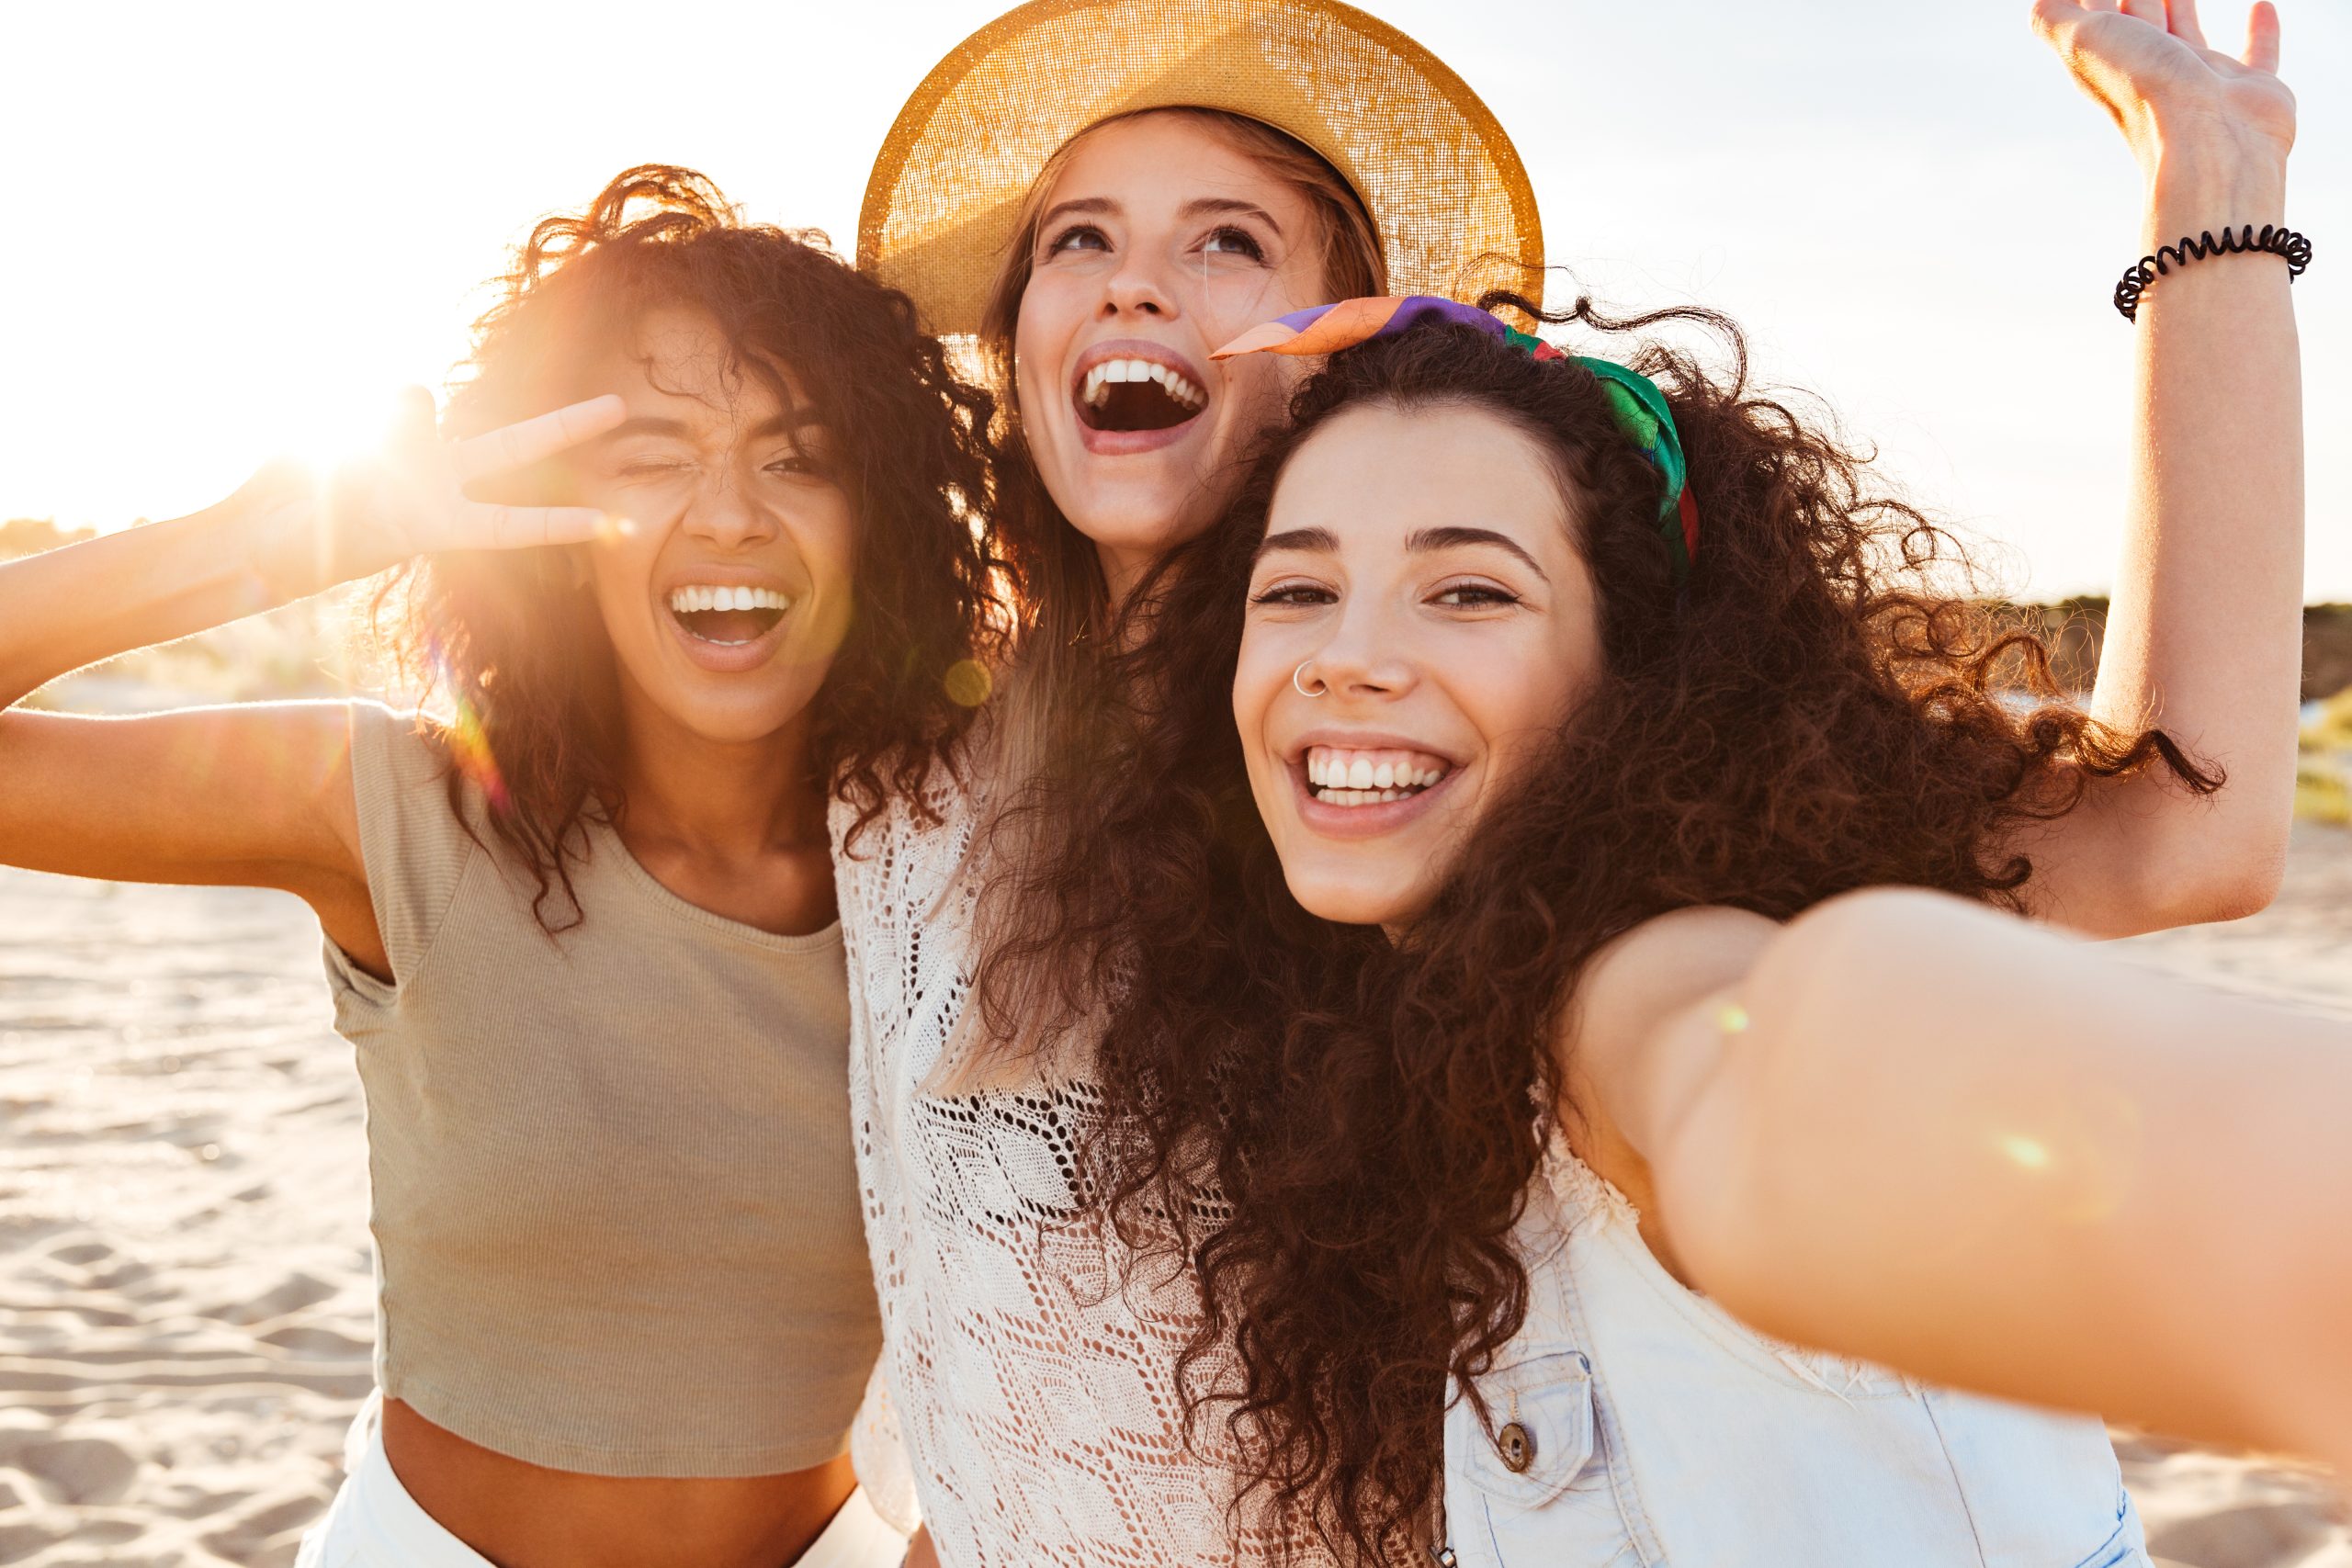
[1498,1421,1535,1473]
[1453,1346,1594,1505]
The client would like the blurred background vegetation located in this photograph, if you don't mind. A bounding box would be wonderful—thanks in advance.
[2002,594,2352,827]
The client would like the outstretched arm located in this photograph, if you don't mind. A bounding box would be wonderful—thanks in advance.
[2011,0,2302,936]
[1575,890,2352,1472]
[0,390,624,968]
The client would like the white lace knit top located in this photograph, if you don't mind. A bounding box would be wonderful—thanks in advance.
[831,773,1332,1568]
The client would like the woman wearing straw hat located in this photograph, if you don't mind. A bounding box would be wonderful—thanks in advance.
[846,0,2304,1562]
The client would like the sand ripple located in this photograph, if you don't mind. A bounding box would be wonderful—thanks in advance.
[1,874,368,1566]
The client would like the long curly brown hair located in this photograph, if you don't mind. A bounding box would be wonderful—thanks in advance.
[983,298,2216,1558]
[378,165,1002,927]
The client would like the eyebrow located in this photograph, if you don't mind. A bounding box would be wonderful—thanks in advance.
[601,410,828,444]
[753,409,830,440]
[1254,524,1549,581]
[1038,196,1115,233]
[1035,194,1283,238]
[1181,197,1283,236]
[1255,526,1338,560]
[602,416,695,441]
[1406,526,1548,581]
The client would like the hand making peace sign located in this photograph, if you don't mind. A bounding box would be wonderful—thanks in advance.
[236,387,630,597]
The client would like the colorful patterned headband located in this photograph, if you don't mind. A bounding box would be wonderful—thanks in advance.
[1212,295,1700,581]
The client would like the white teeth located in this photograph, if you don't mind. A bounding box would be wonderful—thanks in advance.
[1302,749,1453,807]
[1080,357,1207,412]
[668,584,794,616]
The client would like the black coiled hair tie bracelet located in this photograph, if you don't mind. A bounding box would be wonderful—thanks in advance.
[2115,223,2313,321]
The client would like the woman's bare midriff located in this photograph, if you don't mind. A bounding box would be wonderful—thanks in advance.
[379,1398,860,1568]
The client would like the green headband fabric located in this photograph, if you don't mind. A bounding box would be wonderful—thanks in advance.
[1215,298,1700,583]
[1502,325,1699,582]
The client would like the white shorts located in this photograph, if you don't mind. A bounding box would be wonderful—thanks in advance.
[296,1394,907,1568]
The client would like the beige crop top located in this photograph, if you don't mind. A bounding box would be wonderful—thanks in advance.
[322,704,879,1478]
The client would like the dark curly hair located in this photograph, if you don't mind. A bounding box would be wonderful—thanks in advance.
[378,164,1002,927]
[979,297,2216,1558]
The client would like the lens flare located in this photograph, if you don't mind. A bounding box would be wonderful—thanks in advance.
[444,696,511,815]
[422,627,511,815]
[1996,1134,2053,1172]
[944,659,993,707]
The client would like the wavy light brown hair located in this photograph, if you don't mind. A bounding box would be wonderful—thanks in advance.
[977,109,1384,785]
[962,109,1384,1062]
[378,165,1002,927]
[985,299,2216,1557]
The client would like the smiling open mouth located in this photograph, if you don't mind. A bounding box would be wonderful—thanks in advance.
[667,585,792,647]
[1077,357,1207,434]
[1305,747,1453,807]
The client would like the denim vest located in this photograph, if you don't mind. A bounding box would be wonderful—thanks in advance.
[1442,1149,2149,1568]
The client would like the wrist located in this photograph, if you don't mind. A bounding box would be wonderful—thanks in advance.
[198,488,320,608]
[2140,124,2289,212]
[2142,148,2288,246]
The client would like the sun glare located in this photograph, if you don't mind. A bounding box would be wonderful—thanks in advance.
[274,383,421,476]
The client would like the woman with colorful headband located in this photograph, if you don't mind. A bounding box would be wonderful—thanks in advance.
[847,0,2308,1562]
[1068,276,2345,1562]
[0,167,989,1568]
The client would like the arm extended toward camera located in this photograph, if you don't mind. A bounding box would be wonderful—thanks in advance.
[1571,887,2352,1472]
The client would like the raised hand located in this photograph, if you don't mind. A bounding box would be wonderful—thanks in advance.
[236,388,629,595]
[2031,0,2295,174]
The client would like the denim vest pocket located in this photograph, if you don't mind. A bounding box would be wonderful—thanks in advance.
[1453,1347,1598,1508]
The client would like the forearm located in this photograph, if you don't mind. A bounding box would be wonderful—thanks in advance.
[0,484,314,706]
[2073,137,2302,916]
[1645,890,2352,1468]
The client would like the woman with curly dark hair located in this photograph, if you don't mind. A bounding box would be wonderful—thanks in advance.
[1060,272,2341,1562]
[0,166,995,1567]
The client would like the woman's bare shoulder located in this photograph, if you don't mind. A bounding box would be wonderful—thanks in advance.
[1569,906,1781,1058]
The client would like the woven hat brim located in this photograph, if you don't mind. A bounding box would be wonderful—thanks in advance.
[860,0,1543,338]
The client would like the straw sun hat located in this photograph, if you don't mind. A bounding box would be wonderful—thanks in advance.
[858,0,1544,337]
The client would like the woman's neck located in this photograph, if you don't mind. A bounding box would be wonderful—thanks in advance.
[1096,541,1158,615]
[612,684,825,860]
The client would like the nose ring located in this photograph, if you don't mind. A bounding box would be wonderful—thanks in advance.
[1293,660,1328,698]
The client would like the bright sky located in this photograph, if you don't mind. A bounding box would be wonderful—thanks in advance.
[4,0,2345,598]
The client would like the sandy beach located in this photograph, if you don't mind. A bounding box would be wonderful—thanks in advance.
[2,831,2347,1566]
